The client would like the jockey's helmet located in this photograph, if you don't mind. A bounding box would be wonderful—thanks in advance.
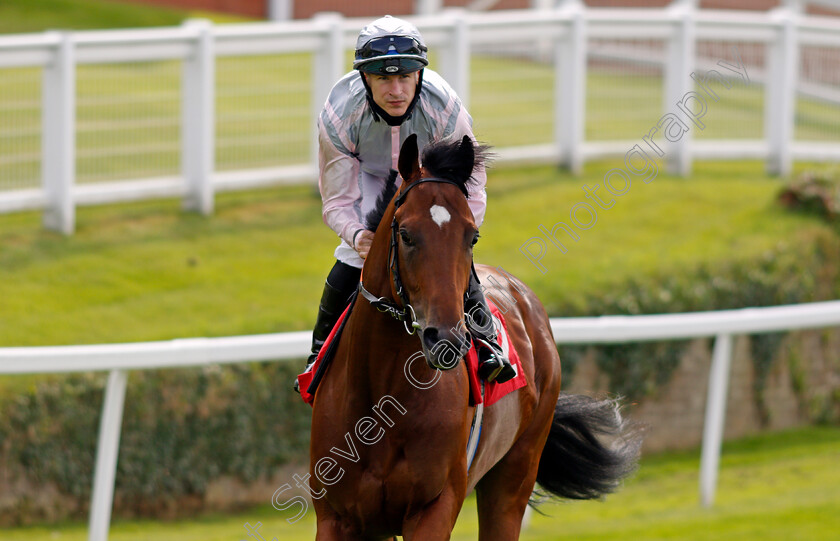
[354,15,429,75]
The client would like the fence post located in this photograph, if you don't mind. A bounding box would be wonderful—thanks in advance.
[664,0,696,177]
[415,0,443,15]
[439,9,471,110]
[312,13,345,170]
[268,0,294,21]
[556,0,586,174]
[765,6,798,176]
[41,31,75,235]
[182,20,215,215]
[88,370,129,541]
[699,333,733,508]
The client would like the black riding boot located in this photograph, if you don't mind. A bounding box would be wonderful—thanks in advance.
[465,272,516,384]
[294,261,361,393]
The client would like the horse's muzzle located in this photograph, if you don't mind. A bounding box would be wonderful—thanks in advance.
[421,326,471,371]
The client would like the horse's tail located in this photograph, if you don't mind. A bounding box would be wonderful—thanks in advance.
[534,393,642,501]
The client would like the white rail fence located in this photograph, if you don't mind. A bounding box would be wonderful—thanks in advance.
[1,3,840,233]
[2,300,840,540]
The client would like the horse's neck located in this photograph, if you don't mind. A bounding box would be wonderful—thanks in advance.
[344,289,417,377]
[340,272,422,404]
[338,204,427,395]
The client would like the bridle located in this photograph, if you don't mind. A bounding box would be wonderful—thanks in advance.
[358,177,468,335]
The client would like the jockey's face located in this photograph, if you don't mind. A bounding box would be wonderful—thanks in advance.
[364,71,420,117]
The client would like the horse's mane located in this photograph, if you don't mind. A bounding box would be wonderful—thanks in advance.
[421,137,492,197]
[363,137,492,231]
[364,169,399,231]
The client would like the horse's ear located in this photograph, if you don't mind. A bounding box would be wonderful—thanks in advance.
[398,134,421,184]
[459,135,475,174]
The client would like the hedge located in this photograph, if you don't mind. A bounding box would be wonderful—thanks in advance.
[0,363,312,525]
[558,228,840,403]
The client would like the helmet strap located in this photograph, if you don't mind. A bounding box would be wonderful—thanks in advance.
[361,69,424,127]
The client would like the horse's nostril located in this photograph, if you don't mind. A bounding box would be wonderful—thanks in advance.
[423,327,440,350]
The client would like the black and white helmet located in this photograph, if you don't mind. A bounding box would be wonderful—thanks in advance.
[354,15,428,75]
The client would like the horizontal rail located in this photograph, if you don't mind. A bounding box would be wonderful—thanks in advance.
[0,8,829,61]
[2,300,839,375]
[549,299,840,343]
[0,331,311,374]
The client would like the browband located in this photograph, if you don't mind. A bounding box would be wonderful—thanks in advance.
[393,177,468,208]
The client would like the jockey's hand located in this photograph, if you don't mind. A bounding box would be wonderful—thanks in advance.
[354,230,375,259]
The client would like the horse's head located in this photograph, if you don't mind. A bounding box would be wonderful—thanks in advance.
[387,134,488,371]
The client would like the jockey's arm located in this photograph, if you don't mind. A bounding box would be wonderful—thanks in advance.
[317,120,366,249]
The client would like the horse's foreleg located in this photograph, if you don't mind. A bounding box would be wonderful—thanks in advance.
[315,519,376,541]
[401,482,466,541]
[313,502,369,541]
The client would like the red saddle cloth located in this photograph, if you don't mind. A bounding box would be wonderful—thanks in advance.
[298,299,526,407]
[297,301,353,406]
[466,300,527,406]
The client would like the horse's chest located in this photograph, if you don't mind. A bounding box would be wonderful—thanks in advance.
[312,405,466,522]
[320,443,453,532]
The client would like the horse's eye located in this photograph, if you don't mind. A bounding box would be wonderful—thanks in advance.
[400,229,414,246]
[471,232,480,247]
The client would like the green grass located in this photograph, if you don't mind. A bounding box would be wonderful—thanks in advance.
[0,184,333,346]
[0,0,252,35]
[2,158,833,401]
[3,426,838,540]
[469,159,834,312]
[0,160,832,349]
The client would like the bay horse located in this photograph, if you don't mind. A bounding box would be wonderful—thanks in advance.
[308,134,640,540]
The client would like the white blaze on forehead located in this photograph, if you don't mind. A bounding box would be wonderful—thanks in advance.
[430,204,451,227]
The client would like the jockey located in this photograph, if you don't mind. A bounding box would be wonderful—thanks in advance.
[296,15,515,392]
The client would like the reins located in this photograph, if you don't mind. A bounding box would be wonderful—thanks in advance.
[358,177,467,335]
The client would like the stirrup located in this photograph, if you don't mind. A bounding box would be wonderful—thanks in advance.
[293,354,318,394]
[475,339,516,384]
[477,355,504,382]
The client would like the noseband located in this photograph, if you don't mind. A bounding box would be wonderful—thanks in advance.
[358,177,468,335]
